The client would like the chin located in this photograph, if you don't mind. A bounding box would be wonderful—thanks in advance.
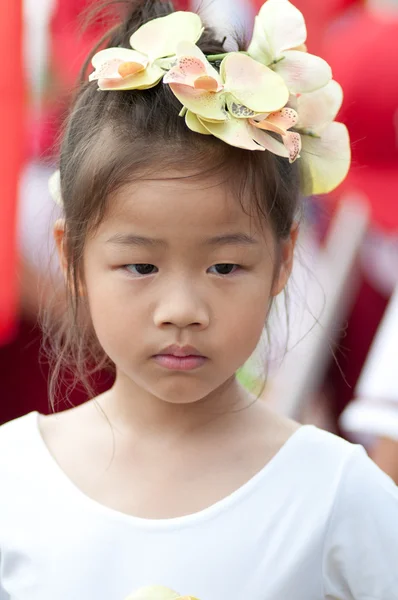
[146,379,220,405]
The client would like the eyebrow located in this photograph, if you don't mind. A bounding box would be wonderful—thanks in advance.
[105,234,167,248]
[205,233,259,247]
[105,232,258,248]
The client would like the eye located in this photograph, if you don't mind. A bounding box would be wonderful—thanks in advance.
[124,264,158,276]
[208,264,240,276]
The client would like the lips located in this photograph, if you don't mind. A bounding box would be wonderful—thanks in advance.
[153,345,207,371]
[158,344,203,358]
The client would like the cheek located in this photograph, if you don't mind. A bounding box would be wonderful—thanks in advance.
[218,277,272,353]
[85,271,144,351]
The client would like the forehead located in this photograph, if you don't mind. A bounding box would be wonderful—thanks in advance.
[97,175,267,240]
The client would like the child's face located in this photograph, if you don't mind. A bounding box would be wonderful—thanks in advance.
[57,174,296,405]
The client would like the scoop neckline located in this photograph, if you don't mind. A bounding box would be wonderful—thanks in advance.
[27,410,314,531]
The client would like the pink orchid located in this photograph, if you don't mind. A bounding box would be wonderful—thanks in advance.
[165,42,296,156]
[250,107,301,163]
[89,12,203,91]
[164,41,223,93]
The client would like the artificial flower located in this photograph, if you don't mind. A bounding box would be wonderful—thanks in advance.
[165,41,289,120]
[125,585,199,600]
[165,41,297,157]
[250,107,302,163]
[163,41,223,93]
[89,12,203,91]
[248,0,332,94]
[295,80,351,194]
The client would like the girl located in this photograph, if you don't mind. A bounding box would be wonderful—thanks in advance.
[0,1,397,599]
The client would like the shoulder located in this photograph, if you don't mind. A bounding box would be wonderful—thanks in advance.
[0,413,43,519]
[0,411,38,452]
[285,423,364,480]
[321,440,398,597]
[0,412,43,482]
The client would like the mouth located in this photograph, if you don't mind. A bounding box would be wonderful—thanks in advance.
[153,345,207,372]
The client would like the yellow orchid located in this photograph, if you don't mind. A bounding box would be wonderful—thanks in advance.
[248,0,332,94]
[125,585,199,600]
[89,12,203,91]
[295,80,351,194]
[165,41,299,157]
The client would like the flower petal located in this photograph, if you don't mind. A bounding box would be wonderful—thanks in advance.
[194,76,220,91]
[97,63,164,90]
[251,128,290,158]
[168,83,227,121]
[274,50,332,94]
[283,131,302,163]
[164,57,207,86]
[297,80,344,133]
[247,16,273,66]
[301,122,351,195]
[129,12,203,60]
[90,48,148,81]
[256,0,307,58]
[177,41,222,85]
[118,61,146,78]
[222,53,289,113]
[252,107,298,135]
[164,42,222,91]
[199,117,265,151]
[185,111,212,135]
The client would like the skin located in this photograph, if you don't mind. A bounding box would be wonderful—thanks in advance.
[371,437,398,484]
[44,172,300,520]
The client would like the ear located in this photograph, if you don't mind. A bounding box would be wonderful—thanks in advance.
[271,222,299,297]
[54,218,67,279]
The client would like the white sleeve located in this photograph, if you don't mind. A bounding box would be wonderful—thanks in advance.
[323,446,398,599]
[0,558,9,599]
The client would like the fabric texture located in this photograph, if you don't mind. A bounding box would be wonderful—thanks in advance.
[1,412,398,599]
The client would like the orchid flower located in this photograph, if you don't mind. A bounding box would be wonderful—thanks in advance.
[250,107,302,163]
[248,0,332,94]
[125,585,199,600]
[295,80,351,194]
[165,42,299,158]
[89,12,203,90]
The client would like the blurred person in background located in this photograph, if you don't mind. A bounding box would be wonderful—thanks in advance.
[341,286,398,483]
[321,0,398,454]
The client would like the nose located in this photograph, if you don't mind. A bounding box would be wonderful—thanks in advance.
[153,281,210,331]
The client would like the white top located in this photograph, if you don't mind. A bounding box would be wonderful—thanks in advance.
[341,285,398,445]
[1,412,398,600]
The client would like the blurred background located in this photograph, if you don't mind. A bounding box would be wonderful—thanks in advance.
[1,0,397,481]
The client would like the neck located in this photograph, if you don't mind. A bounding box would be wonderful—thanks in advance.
[98,371,253,440]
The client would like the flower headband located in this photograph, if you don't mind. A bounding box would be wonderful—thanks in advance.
[51,0,351,203]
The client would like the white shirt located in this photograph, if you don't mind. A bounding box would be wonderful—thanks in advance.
[341,285,398,446]
[1,412,398,600]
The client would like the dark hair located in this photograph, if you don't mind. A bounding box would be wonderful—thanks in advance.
[44,0,301,410]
